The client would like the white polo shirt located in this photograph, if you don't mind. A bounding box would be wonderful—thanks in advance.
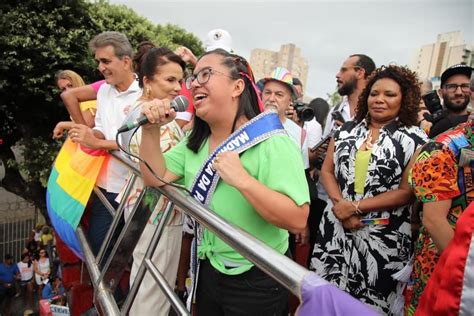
[94,79,142,193]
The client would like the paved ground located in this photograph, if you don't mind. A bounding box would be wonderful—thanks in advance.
[9,290,39,316]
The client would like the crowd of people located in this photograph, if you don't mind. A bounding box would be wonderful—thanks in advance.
[5,27,471,316]
[0,224,68,315]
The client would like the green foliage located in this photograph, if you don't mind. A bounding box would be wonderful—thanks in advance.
[0,0,203,213]
[8,137,62,187]
[89,1,204,60]
[89,1,172,50]
[1,0,96,142]
[326,90,343,108]
[158,24,204,56]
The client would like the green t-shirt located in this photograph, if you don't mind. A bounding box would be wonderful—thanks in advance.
[164,134,310,275]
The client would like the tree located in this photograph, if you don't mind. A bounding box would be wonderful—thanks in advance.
[0,0,203,220]
[0,0,97,215]
[89,1,204,56]
[326,90,342,108]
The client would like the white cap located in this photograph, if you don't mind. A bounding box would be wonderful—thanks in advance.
[204,29,233,53]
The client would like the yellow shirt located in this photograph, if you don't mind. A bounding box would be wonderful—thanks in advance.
[354,149,372,194]
[79,100,97,116]
[41,233,53,246]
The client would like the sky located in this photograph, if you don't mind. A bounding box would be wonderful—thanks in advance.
[109,0,473,100]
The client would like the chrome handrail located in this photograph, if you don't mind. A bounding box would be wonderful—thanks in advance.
[112,152,309,294]
[78,151,312,315]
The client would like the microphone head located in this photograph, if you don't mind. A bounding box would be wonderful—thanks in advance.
[172,95,189,112]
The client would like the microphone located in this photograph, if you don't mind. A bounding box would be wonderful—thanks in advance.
[117,95,189,133]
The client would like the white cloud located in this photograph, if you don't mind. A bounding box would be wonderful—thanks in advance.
[110,0,473,99]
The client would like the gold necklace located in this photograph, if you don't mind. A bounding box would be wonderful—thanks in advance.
[365,130,374,150]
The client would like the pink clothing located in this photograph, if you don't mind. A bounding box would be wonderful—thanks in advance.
[90,80,106,93]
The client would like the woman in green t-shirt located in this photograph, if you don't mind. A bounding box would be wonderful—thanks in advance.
[139,49,310,315]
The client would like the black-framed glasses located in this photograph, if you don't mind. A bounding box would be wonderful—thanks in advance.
[185,67,234,89]
[444,83,470,93]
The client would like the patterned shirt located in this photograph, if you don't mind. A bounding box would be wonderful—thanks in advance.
[406,121,474,315]
[311,119,427,315]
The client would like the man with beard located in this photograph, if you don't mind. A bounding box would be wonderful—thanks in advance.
[322,54,375,136]
[428,64,472,138]
[312,54,375,237]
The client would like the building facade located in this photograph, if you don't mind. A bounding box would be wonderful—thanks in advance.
[250,43,309,89]
[410,31,473,89]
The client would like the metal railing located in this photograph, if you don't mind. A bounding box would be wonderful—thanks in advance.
[0,189,38,262]
[77,152,312,315]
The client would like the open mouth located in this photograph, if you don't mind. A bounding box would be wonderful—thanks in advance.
[193,93,208,107]
[194,94,208,102]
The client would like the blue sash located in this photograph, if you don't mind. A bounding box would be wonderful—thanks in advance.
[190,110,285,205]
[187,110,286,308]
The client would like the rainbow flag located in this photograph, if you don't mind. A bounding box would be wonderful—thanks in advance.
[46,138,107,259]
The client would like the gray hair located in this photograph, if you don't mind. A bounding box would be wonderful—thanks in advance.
[420,78,433,95]
[88,31,133,59]
[421,78,433,90]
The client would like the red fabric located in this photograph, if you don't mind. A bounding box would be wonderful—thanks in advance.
[55,235,80,265]
[39,299,52,316]
[61,265,81,290]
[289,243,311,314]
[69,283,94,316]
[295,243,311,267]
[180,82,194,113]
[415,202,474,316]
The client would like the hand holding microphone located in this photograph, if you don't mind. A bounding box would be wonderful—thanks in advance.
[118,95,189,133]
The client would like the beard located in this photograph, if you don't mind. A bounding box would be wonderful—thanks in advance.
[337,76,357,96]
[443,93,470,114]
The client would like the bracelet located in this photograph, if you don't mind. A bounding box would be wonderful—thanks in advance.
[351,201,363,215]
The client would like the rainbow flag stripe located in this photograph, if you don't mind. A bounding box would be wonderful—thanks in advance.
[46,138,107,258]
[360,218,389,225]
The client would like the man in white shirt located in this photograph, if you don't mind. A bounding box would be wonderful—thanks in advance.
[69,31,142,255]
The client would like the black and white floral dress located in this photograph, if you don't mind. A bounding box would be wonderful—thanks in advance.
[310,120,427,315]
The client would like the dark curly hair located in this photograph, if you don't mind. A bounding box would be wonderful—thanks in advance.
[355,65,421,127]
